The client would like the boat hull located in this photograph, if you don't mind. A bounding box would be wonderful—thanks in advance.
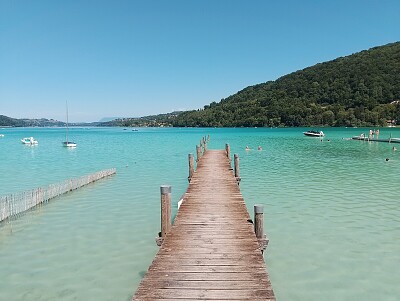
[21,137,38,145]
[303,131,324,137]
[62,141,77,147]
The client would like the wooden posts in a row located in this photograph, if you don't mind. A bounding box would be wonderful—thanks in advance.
[157,137,209,245]
[192,136,210,181]
[156,185,172,246]
[254,204,269,253]
[225,143,240,184]
[199,135,209,157]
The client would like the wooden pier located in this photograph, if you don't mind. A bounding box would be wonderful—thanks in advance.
[351,136,400,143]
[133,146,275,300]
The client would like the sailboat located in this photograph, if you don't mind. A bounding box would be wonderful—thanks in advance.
[62,101,77,147]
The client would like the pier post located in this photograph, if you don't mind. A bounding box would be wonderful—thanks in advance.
[225,143,231,161]
[234,153,241,183]
[196,145,201,162]
[156,185,171,246]
[188,153,194,182]
[204,137,207,153]
[254,204,269,253]
[200,139,204,154]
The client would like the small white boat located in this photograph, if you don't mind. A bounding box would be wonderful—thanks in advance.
[62,141,77,147]
[62,101,77,148]
[0,134,4,137]
[21,137,38,145]
[303,130,325,137]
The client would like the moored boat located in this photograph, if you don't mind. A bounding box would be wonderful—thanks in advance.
[62,141,77,147]
[62,101,77,148]
[21,137,38,145]
[303,130,325,137]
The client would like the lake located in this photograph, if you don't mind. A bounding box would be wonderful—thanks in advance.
[0,127,399,301]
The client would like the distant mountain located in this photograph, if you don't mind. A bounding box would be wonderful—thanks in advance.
[98,117,124,122]
[173,42,400,127]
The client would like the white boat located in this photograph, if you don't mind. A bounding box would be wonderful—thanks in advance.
[21,137,38,145]
[62,141,77,147]
[0,134,4,137]
[62,101,77,148]
[303,130,325,137]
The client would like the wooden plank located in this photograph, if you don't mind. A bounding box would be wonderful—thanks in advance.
[133,149,275,300]
[134,288,275,299]
[135,279,272,289]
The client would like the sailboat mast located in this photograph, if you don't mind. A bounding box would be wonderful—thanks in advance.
[66,101,69,143]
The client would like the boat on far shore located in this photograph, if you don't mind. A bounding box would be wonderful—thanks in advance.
[21,137,38,145]
[303,130,325,137]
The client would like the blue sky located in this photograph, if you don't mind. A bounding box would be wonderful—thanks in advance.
[1,0,399,122]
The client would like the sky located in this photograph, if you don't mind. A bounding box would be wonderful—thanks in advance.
[1,0,399,122]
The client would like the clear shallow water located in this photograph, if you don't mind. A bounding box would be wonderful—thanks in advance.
[0,127,399,301]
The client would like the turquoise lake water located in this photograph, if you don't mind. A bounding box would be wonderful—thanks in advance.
[0,127,399,301]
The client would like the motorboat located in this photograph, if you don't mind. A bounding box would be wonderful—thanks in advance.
[21,137,38,145]
[303,130,325,137]
[0,134,4,137]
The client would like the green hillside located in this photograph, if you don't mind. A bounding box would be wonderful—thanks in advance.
[0,115,65,127]
[0,115,25,127]
[173,42,400,127]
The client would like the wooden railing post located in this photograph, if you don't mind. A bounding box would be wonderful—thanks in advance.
[188,153,194,182]
[234,153,241,183]
[196,145,201,162]
[254,204,269,253]
[156,185,171,246]
[225,143,231,161]
[204,137,207,153]
[254,204,264,239]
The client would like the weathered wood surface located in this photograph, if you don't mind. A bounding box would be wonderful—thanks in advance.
[351,136,400,143]
[133,150,275,300]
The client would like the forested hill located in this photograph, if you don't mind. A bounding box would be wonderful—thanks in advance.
[0,115,65,127]
[173,42,400,127]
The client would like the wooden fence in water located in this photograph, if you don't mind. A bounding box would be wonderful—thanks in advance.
[0,168,116,222]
